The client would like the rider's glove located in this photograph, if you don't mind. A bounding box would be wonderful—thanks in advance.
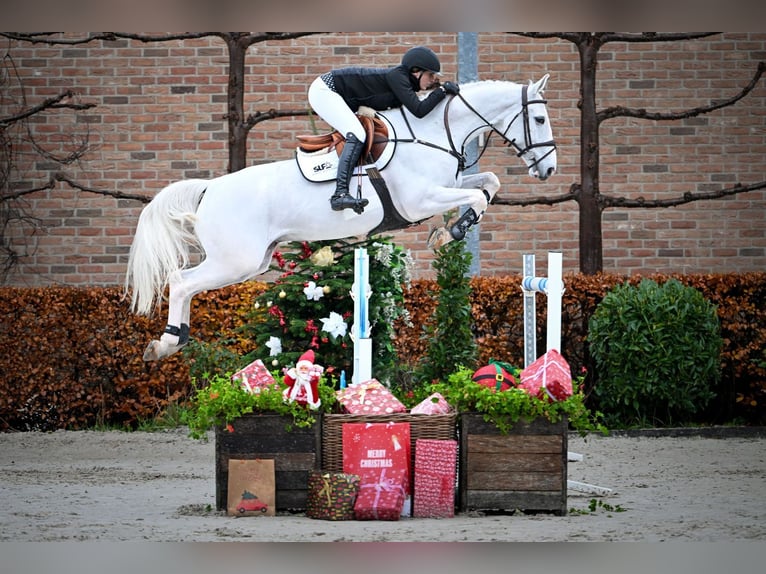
[441,81,460,95]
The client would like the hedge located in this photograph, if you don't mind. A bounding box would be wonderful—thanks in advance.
[1,272,763,430]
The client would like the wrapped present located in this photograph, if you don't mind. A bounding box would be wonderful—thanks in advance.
[519,348,573,401]
[472,360,517,392]
[342,422,411,494]
[410,392,452,415]
[413,439,457,518]
[231,359,275,393]
[336,379,407,415]
[306,471,360,521]
[354,467,407,521]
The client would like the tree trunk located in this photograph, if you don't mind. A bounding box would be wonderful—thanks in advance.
[225,34,249,173]
[577,35,604,274]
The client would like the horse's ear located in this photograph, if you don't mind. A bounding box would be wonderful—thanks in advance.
[531,73,550,95]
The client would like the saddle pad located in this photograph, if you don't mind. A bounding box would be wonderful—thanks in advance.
[295,114,397,183]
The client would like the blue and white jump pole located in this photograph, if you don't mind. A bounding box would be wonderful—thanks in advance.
[351,247,373,385]
[521,251,564,368]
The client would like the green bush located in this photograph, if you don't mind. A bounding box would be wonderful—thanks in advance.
[415,238,478,385]
[588,278,722,427]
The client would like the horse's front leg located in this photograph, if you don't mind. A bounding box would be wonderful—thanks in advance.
[427,172,501,249]
[143,269,193,361]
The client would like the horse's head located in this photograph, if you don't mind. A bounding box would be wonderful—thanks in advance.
[501,74,557,181]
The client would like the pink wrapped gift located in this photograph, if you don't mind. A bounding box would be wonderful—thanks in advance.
[410,392,452,415]
[413,439,457,518]
[336,379,407,414]
[354,467,407,521]
[231,359,275,393]
[519,349,573,401]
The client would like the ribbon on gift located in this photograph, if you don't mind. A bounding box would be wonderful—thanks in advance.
[360,468,405,519]
[319,474,333,506]
[351,380,378,405]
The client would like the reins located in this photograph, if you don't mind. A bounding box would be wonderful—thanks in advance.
[393,84,556,174]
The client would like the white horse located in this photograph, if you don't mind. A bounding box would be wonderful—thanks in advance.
[125,75,557,361]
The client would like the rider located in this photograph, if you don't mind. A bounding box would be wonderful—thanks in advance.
[308,45,460,213]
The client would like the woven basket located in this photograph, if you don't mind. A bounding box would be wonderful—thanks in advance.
[321,412,458,473]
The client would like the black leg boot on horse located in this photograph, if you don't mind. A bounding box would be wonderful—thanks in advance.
[330,133,369,214]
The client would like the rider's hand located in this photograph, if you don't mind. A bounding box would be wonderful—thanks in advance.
[357,106,376,118]
[441,81,460,95]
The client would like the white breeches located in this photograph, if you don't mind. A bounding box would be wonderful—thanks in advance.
[308,76,367,142]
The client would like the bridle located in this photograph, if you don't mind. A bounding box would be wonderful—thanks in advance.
[396,83,556,174]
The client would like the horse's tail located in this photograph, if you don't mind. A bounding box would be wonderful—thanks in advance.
[124,179,208,315]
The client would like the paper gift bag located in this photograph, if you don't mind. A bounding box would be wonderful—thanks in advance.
[231,359,275,393]
[354,467,407,521]
[342,422,411,493]
[306,471,360,521]
[519,348,573,401]
[227,459,276,516]
[413,438,457,518]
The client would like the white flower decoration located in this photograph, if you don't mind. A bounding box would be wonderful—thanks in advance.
[310,245,335,267]
[303,281,325,301]
[320,311,348,339]
[265,336,282,356]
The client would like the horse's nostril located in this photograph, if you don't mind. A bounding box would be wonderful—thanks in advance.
[547,167,555,177]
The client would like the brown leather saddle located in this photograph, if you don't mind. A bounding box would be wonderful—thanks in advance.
[297,115,389,164]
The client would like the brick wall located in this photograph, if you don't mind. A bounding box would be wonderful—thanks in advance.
[3,32,765,286]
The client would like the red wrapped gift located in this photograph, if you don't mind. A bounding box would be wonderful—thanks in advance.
[354,467,407,521]
[410,392,452,415]
[336,379,407,415]
[471,361,516,392]
[519,349,573,401]
[413,438,457,518]
[342,422,411,495]
[231,359,275,393]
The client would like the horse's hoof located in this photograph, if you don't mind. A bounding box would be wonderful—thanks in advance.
[143,340,162,361]
[427,227,453,250]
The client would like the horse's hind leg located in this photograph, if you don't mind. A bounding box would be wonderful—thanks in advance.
[142,268,194,361]
[142,260,252,361]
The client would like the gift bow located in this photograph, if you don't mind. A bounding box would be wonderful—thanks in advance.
[351,381,377,405]
[360,469,405,519]
[318,474,333,506]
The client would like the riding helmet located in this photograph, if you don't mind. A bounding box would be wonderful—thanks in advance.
[401,46,441,75]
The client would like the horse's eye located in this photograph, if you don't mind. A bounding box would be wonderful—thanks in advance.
[535,117,546,125]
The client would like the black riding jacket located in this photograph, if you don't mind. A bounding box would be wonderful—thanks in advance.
[329,65,446,118]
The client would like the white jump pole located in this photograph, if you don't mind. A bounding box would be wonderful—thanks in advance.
[521,251,564,368]
[520,254,612,497]
[351,247,372,385]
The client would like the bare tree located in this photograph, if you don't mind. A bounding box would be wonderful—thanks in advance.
[0,49,99,281]
[0,32,320,279]
[494,32,766,274]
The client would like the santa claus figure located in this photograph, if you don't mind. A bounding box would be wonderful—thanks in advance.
[282,350,322,409]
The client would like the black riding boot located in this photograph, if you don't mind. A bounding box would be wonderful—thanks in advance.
[331,133,369,213]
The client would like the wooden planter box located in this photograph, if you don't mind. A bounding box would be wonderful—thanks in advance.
[215,413,321,512]
[458,413,568,515]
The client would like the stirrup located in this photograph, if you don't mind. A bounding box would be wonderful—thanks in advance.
[450,208,478,241]
[331,192,369,214]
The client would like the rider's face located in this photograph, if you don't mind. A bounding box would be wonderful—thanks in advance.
[416,70,439,91]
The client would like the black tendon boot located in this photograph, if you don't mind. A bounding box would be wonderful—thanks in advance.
[330,133,369,213]
[450,208,479,241]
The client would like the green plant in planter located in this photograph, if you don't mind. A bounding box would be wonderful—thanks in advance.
[588,278,721,427]
[182,373,337,440]
[430,366,606,436]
